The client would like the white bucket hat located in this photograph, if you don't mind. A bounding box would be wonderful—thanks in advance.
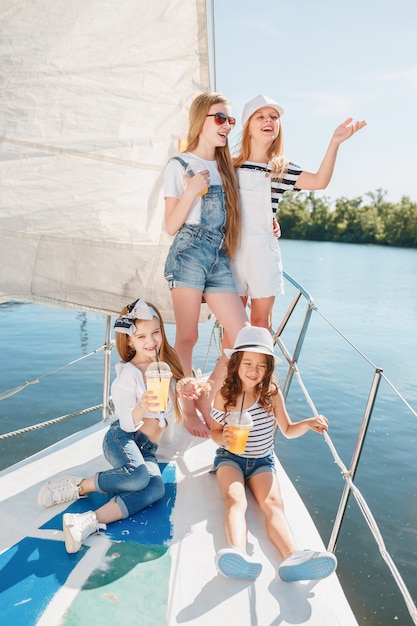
[242,94,284,127]
[224,326,282,364]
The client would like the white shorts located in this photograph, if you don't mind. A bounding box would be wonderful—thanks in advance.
[231,234,284,299]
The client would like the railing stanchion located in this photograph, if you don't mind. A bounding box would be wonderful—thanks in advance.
[101,314,113,422]
[327,367,383,552]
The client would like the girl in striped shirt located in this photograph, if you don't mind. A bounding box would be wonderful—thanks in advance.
[231,94,366,332]
[210,325,337,583]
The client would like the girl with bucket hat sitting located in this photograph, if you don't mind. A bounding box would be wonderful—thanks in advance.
[231,94,366,332]
[210,325,337,582]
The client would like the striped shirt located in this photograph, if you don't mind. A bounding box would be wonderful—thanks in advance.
[239,161,303,215]
[211,400,276,458]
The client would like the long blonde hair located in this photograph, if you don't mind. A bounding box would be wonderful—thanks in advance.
[183,92,241,259]
[233,112,289,180]
[115,301,185,422]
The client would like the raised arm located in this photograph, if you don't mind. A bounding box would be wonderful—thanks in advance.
[295,118,367,191]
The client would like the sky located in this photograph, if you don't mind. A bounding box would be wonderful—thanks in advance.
[210,0,417,204]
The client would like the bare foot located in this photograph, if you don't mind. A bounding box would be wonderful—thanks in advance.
[181,397,211,438]
[184,414,211,438]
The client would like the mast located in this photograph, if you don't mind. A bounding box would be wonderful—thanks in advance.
[209,0,217,91]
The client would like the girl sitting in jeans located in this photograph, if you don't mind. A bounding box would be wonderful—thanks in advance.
[37,298,184,553]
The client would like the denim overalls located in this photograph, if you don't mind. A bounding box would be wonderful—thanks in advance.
[164,156,237,294]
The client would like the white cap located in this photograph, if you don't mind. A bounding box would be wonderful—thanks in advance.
[242,94,284,127]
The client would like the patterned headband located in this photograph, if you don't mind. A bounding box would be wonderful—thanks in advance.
[114,299,158,336]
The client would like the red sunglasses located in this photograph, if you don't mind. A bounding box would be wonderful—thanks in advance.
[206,112,236,128]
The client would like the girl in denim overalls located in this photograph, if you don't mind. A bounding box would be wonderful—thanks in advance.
[164,92,248,437]
[232,94,367,332]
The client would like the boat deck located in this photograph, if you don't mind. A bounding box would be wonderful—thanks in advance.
[0,421,358,625]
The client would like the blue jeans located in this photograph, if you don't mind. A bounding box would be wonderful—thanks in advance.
[95,421,165,519]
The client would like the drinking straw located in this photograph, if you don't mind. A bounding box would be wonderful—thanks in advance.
[239,392,245,423]
[154,345,161,382]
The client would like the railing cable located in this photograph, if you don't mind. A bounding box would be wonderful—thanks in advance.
[0,343,111,401]
[276,273,417,625]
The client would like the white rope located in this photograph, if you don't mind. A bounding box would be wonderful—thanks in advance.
[0,404,103,440]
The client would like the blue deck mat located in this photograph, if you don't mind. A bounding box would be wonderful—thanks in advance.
[0,462,176,625]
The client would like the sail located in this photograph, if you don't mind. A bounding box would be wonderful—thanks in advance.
[0,0,211,322]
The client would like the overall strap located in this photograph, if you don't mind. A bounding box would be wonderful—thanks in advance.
[171,155,189,171]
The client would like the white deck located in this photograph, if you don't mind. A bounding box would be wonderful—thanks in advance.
[0,421,358,625]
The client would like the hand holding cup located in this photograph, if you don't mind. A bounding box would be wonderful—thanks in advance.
[145,362,172,412]
[226,411,253,455]
[185,161,209,196]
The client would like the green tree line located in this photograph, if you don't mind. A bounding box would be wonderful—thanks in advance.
[278,190,417,248]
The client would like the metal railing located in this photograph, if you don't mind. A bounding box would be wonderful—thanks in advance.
[273,271,417,625]
[0,322,115,441]
[1,279,416,622]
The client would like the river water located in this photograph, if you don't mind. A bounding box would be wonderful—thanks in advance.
[1,239,416,625]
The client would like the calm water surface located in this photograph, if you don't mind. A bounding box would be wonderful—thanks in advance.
[277,241,417,626]
[1,240,416,625]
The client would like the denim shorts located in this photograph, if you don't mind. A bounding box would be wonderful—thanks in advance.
[164,224,237,293]
[210,447,276,481]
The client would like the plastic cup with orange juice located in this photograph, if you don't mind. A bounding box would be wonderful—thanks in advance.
[145,362,172,412]
[185,161,208,196]
[227,411,253,455]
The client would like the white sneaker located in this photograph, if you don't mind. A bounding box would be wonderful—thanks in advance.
[37,475,84,507]
[62,511,106,553]
[278,549,337,582]
[215,547,262,581]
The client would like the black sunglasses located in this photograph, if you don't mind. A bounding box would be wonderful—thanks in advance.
[206,112,236,128]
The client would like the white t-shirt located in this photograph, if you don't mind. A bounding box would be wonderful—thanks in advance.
[111,361,175,432]
[239,160,303,214]
[163,152,222,224]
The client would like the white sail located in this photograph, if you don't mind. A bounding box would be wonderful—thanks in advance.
[0,0,211,322]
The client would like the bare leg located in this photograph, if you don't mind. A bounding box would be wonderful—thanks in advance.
[171,287,211,437]
[171,287,201,374]
[198,293,248,421]
[204,292,248,349]
[95,499,124,525]
[77,476,124,525]
[248,471,297,560]
[249,296,275,331]
[194,354,228,426]
[216,465,248,551]
[78,476,95,495]
[221,295,247,356]
[179,397,209,436]
[62,476,123,530]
